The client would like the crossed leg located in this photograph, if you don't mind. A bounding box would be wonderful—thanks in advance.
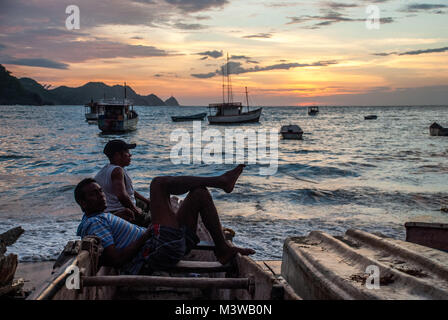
[149,164,255,264]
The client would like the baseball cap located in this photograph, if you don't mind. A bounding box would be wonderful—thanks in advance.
[103,139,136,158]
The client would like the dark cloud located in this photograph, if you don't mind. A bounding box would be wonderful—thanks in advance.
[164,0,229,12]
[324,2,359,10]
[191,72,216,78]
[242,33,272,39]
[401,4,448,13]
[0,56,69,69]
[374,46,448,56]
[287,10,396,29]
[231,55,252,60]
[191,60,338,78]
[197,50,223,59]
[172,22,207,30]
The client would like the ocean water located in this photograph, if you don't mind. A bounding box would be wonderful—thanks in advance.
[0,105,447,262]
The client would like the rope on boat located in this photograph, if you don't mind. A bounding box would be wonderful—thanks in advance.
[81,275,253,290]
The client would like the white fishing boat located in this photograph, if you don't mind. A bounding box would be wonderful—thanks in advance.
[208,54,262,125]
[97,83,138,133]
[280,125,303,140]
[84,100,104,121]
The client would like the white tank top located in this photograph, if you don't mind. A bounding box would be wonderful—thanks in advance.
[94,164,135,212]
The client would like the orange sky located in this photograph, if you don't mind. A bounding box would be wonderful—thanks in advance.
[1,0,448,105]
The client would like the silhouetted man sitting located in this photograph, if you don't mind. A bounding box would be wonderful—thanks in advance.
[75,165,255,274]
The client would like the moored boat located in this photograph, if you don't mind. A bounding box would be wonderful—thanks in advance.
[171,112,207,122]
[429,122,448,136]
[405,221,448,252]
[98,99,138,133]
[280,125,303,140]
[308,106,319,116]
[208,54,262,125]
[364,115,378,120]
[84,100,104,121]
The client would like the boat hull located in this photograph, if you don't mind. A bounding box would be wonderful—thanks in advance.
[281,133,303,140]
[171,113,207,122]
[405,222,448,252]
[85,113,98,121]
[98,116,138,133]
[429,122,448,136]
[208,108,262,124]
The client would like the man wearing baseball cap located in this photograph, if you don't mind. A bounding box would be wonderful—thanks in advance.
[94,139,150,225]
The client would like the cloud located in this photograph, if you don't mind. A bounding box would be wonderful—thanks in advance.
[191,72,216,78]
[197,50,223,59]
[374,46,448,56]
[0,56,69,69]
[242,33,273,39]
[401,4,448,13]
[173,22,207,30]
[164,0,229,12]
[191,60,338,78]
[286,7,395,29]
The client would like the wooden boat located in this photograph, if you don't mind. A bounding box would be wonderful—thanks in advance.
[208,55,262,125]
[208,105,262,124]
[280,125,303,140]
[405,221,448,252]
[282,228,448,299]
[27,220,300,300]
[171,112,207,122]
[364,115,377,120]
[307,106,319,116]
[98,99,138,133]
[84,100,104,121]
[97,83,138,133]
[429,122,448,136]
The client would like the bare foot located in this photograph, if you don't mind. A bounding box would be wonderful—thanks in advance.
[220,164,246,193]
[215,245,256,265]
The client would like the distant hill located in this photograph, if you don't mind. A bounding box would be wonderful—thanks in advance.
[0,65,47,105]
[165,96,180,106]
[0,64,178,106]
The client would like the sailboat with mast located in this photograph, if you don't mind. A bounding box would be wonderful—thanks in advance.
[208,54,262,124]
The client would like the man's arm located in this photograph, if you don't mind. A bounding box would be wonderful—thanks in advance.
[134,190,150,207]
[102,228,151,267]
[110,167,141,215]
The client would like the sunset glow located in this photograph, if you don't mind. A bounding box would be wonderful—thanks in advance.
[1,0,447,105]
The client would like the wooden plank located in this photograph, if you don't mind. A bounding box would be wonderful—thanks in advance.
[82,275,249,289]
[167,260,234,273]
[193,241,215,251]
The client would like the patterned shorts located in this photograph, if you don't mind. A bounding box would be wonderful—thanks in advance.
[122,224,199,275]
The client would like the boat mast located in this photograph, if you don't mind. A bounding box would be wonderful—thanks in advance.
[222,65,225,105]
[245,86,249,112]
[227,53,233,104]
